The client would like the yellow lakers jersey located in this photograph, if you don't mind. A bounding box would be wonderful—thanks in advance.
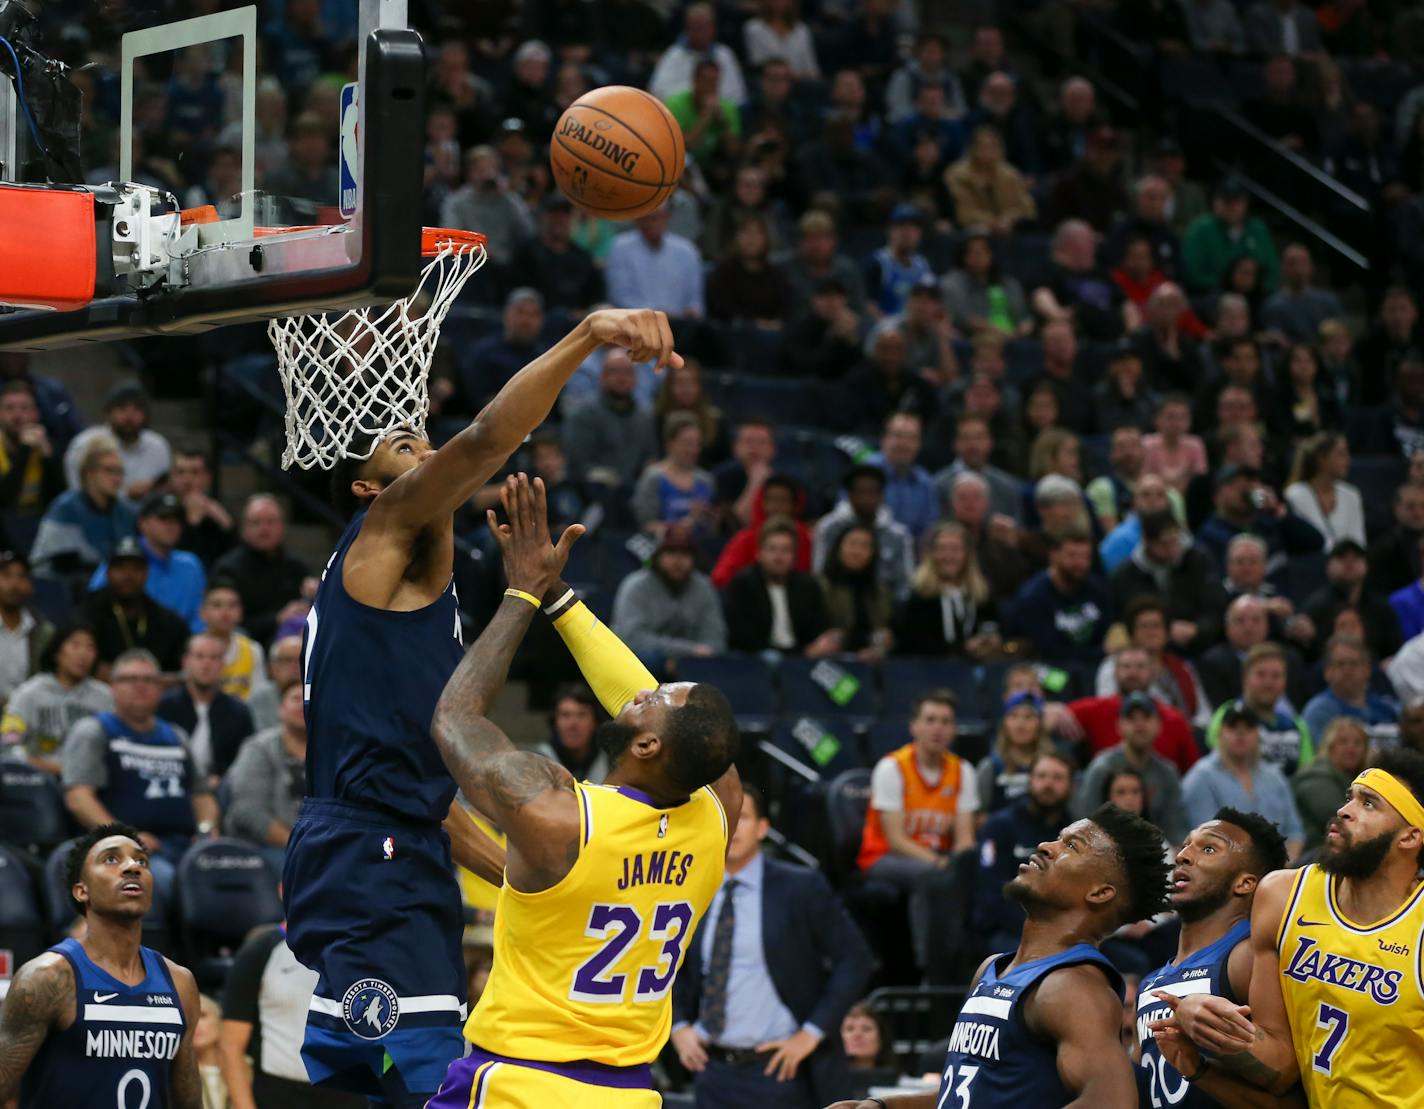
[220,634,258,701]
[1277,864,1424,1107]
[466,780,729,1067]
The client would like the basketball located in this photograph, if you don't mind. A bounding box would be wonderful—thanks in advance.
[549,86,684,220]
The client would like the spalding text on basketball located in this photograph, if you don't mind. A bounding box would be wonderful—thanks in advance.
[558,116,642,174]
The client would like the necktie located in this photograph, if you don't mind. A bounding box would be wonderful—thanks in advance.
[699,878,738,1041]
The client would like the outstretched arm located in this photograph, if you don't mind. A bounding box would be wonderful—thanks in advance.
[432,475,586,892]
[366,309,680,536]
[0,954,71,1100]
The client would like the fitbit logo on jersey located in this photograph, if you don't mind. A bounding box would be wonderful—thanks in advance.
[1282,936,1403,1003]
[557,117,643,174]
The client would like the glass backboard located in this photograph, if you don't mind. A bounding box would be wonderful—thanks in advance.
[0,0,427,349]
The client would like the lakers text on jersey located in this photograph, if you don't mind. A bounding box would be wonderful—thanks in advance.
[1276,864,1424,1107]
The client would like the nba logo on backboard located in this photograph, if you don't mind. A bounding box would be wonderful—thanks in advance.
[382,836,394,860]
[339,82,359,219]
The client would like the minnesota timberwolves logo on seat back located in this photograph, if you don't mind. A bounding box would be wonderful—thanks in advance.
[342,978,400,1039]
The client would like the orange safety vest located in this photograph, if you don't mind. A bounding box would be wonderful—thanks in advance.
[857,743,965,871]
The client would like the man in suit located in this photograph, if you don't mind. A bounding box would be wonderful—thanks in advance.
[724,517,839,656]
[157,632,254,786]
[672,785,874,1109]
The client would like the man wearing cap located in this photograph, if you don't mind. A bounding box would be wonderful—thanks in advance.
[83,537,190,676]
[1204,642,1313,775]
[862,204,933,319]
[1073,690,1190,844]
[894,277,958,388]
[62,381,173,501]
[1183,702,1304,859]
[89,492,207,632]
[610,526,726,675]
[1304,538,1402,660]
[1044,125,1131,234]
[1182,178,1281,296]
[1110,508,1226,652]
[506,193,603,317]
[1196,461,1323,571]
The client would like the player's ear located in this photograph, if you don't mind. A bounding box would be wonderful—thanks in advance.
[628,731,662,761]
[1233,871,1260,897]
[1398,824,1422,858]
[1084,879,1117,908]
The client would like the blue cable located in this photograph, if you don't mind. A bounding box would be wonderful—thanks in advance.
[0,34,48,159]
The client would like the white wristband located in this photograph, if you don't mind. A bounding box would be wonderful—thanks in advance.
[543,588,576,616]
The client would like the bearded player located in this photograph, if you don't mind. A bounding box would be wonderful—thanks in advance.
[1151,747,1424,1107]
[425,473,741,1107]
[827,804,1171,1109]
[1134,809,1290,1109]
[284,308,679,1105]
[0,825,203,1108]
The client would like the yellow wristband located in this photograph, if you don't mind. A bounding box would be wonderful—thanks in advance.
[504,588,541,609]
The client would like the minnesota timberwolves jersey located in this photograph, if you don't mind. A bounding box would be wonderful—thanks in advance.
[20,938,186,1109]
[302,509,465,823]
[1135,918,1250,1108]
[938,945,1123,1107]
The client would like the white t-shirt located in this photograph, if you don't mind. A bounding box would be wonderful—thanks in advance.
[870,752,981,814]
[767,583,796,650]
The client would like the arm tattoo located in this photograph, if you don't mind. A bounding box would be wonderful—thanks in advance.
[1211,1038,1287,1089]
[0,957,72,1099]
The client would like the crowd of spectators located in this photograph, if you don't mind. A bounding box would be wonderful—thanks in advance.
[9,0,1424,1102]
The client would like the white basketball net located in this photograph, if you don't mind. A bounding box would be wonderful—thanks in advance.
[267,233,488,470]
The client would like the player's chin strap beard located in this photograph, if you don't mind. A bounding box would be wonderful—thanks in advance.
[1352,768,1424,831]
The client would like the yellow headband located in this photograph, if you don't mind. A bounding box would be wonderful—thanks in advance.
[1353,768,1424,831]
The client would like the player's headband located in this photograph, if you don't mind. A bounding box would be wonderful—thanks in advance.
[1353,768,1424,831]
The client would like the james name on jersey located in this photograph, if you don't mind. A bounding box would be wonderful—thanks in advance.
[617,849,698,891]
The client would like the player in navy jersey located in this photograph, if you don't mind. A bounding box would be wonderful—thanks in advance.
[283,307,680,1106]
[1135,809,1289,1109]
[827,803,1171,1109]
[0,823,202,1108]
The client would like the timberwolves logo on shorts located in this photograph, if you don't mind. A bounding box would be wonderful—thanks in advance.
[342,978,400,1039]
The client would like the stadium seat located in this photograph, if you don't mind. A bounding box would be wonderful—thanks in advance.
[0,845,46,972]
[778,656,879,727]
[175,839,282,988]
[1158,56,1228,105]
[724,326,785,374]
[866,717,910,761]
[1285,552,1329,605]
[881,658,986,721]
[922,230,962,274]
[823,768,872,881]
[675,655,778,731]
[28,575,71,627]
[0,766,71,855]
[1003,338,1044,385]
[767,716,866,780]
[721,374,820,427]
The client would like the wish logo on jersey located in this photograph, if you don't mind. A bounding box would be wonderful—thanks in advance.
[1281,935,1403,1003]
[342,978,400,1039]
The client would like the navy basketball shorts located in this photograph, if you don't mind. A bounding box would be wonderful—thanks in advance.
[282,797,468,1097]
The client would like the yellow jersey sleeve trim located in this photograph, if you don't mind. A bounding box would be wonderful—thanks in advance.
[550,600,658,717]
[703,785,729,844]
[1326,870,1424,933]
[1276,865,1311,953]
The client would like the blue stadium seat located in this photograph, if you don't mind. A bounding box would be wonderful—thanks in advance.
[881,659,985,721]
[175,839,281,988]
[779,657,879,727]
[923,231,962,275]
[1159,56,1230,106]
[0,510,39,559]
[29,575,71,627]
[724,327,785,374]
[0,846,45,970]
[1227,60,1265,104]
[998,235,1051,288]
[0,766,71,854]
[865,717,910,761]
[721,374,820,427]
[676,655,778,731]
[769,716,866,779]
[840,225,885,262]
[1285,552,1329,605]
[823,767,873,881]
[1003,338,1043,385]
[1350,456,1407,520]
